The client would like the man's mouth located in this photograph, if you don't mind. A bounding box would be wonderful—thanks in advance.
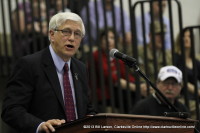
[165,91,174,95]
[66,44,74,48]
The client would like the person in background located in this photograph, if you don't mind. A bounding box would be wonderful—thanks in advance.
[174,29,200,118]
[1,12,96,133]
[137,20,172,83]
[92,28,147,113]
[12,0,49,57]
[130,66,189,116]
[80,0,131,48]
[12,0,48,35]
[175,29,200,98]
[50,0,71,14]
[135,0,171,50]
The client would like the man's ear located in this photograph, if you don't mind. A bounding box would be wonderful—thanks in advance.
[49,30,55,42]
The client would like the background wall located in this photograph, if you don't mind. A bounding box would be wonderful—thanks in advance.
[120,0,200,53]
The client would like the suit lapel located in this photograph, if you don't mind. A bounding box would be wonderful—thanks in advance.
[42,48,65,111]
[71,58,84,118]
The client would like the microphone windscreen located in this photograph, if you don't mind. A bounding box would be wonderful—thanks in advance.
[109,48,118,58]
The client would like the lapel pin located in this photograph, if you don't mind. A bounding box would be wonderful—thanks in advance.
[74,73,78,80]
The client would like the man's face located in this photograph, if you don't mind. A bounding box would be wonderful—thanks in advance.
[49,20,82,61]
[157,77,182,102]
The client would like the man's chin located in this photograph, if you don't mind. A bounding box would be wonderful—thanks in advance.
[165,95,175,100]
[64,51,76,57]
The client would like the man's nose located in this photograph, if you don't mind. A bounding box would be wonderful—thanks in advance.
[68,32,75,41]
[167,84,174,89]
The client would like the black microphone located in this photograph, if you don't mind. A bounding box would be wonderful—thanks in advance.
[109,49,136,65]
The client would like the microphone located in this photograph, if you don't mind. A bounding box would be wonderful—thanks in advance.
[109,49,136,65]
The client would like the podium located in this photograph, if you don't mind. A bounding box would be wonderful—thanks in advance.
[55,113,197,133]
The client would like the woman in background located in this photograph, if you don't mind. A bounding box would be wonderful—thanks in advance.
[91,28,147,113]
[174,29,200,118]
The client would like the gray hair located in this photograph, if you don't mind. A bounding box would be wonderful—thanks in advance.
[49,12,85,37]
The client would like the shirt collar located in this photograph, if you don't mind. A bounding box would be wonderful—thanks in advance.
[49,45,71,73]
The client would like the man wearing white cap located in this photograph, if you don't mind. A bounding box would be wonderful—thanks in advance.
[130,66,189,116]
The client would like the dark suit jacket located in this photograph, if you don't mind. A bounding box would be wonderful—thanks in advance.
[1,47,96,133]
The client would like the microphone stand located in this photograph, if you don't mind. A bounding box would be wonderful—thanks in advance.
[125,61,200,133]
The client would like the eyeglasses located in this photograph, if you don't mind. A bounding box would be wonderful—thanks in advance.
[161,81,181,87]
[54,28,83,39]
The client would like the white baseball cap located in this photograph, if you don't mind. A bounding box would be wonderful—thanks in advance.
[157,66,182,83]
